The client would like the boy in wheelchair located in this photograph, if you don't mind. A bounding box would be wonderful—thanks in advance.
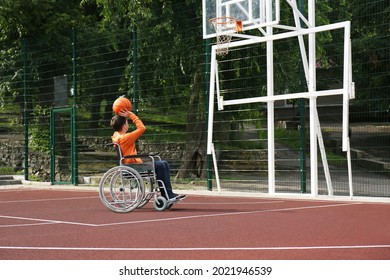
[110,109,186,201]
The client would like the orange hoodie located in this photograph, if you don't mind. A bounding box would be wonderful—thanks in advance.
[111,113,146,164]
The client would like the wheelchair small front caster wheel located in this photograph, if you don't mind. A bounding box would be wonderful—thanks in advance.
[154,196,167,211]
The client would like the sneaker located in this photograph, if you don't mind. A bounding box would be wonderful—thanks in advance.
[174,194,187,200]
[168,194,186,201]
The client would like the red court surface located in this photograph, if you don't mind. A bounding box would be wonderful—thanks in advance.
[0,188,389,260]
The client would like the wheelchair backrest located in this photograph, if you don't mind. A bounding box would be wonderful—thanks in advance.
[113,142,124,166]
[112,142,156,177]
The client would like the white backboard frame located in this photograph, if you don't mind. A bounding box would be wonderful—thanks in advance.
[203,0,280,39]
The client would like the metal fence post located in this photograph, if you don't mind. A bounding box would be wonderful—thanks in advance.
[72,28,78,185]
[23,38,29,181]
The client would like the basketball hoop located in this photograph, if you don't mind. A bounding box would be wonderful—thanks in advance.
[209,16,242,56]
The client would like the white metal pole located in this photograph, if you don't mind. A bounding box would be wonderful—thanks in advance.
[343,21,354,198]
[222,88,344,106]
[228,22,350,49]
[211,143,221,193]
[347,138,354,198]
[342,22,351,152]
[215,62,224,110]
[266,0,275,194]
[207,48,217,155]
[207,47,223,192]
[315,110,333,195]
[308,0,318,196]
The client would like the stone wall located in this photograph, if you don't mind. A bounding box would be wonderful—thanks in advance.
[0,139,24,170]
[0,139,53,181]
[78,136,185,159]
[0,137,186,182]
[1,136,271,183]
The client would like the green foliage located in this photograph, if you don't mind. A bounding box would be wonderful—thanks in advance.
[274,128,303,150]
[0,47,22,103]
[0,0,100,110]
[350,0,390,111]
[95,0,204,111]
[0,0,389,141]
[28,105,50,152]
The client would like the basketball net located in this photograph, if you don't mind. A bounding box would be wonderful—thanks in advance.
[209,17,242,56]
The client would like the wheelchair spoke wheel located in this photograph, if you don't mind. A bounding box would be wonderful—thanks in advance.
[99,166,145,213]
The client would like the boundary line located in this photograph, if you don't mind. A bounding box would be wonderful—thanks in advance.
[0,196,98,204]
[0,215,96,227]
[1,244,390,252]
[0,222,57,228]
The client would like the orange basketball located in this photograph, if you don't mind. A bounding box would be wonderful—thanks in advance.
[112,97,132,115]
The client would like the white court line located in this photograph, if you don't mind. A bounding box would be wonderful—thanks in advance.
[0,244,389,252]
[0,215,97,227]
[0,222,58,228]
[0,202,361,229]
[0,196,98,204]
[180,201,284,205]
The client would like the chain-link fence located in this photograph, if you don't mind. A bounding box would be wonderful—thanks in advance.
[0,1,388,197]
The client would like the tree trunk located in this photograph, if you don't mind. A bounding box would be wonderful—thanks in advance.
[174,71,207,180]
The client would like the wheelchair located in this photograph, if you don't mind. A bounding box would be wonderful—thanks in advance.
[99,142,179,213]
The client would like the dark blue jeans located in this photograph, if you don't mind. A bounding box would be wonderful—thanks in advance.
[154,160,175,199]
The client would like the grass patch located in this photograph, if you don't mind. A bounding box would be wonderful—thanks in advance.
[326,152,348,167]
[274,128,347,166]
[274,128,303,149]
[0,167,16,175]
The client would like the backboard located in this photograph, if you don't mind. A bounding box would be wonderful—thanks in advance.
[202,0,280,39]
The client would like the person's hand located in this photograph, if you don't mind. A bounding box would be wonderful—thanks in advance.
[118,109,131,118]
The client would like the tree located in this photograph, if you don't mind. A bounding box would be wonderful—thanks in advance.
[0,0,100,107]
[350,0,389,116]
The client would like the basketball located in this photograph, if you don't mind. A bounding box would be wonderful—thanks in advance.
[112,97,132,115]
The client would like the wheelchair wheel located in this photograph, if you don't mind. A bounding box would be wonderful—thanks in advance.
[99,166,145,213]
[153,196,167,211]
